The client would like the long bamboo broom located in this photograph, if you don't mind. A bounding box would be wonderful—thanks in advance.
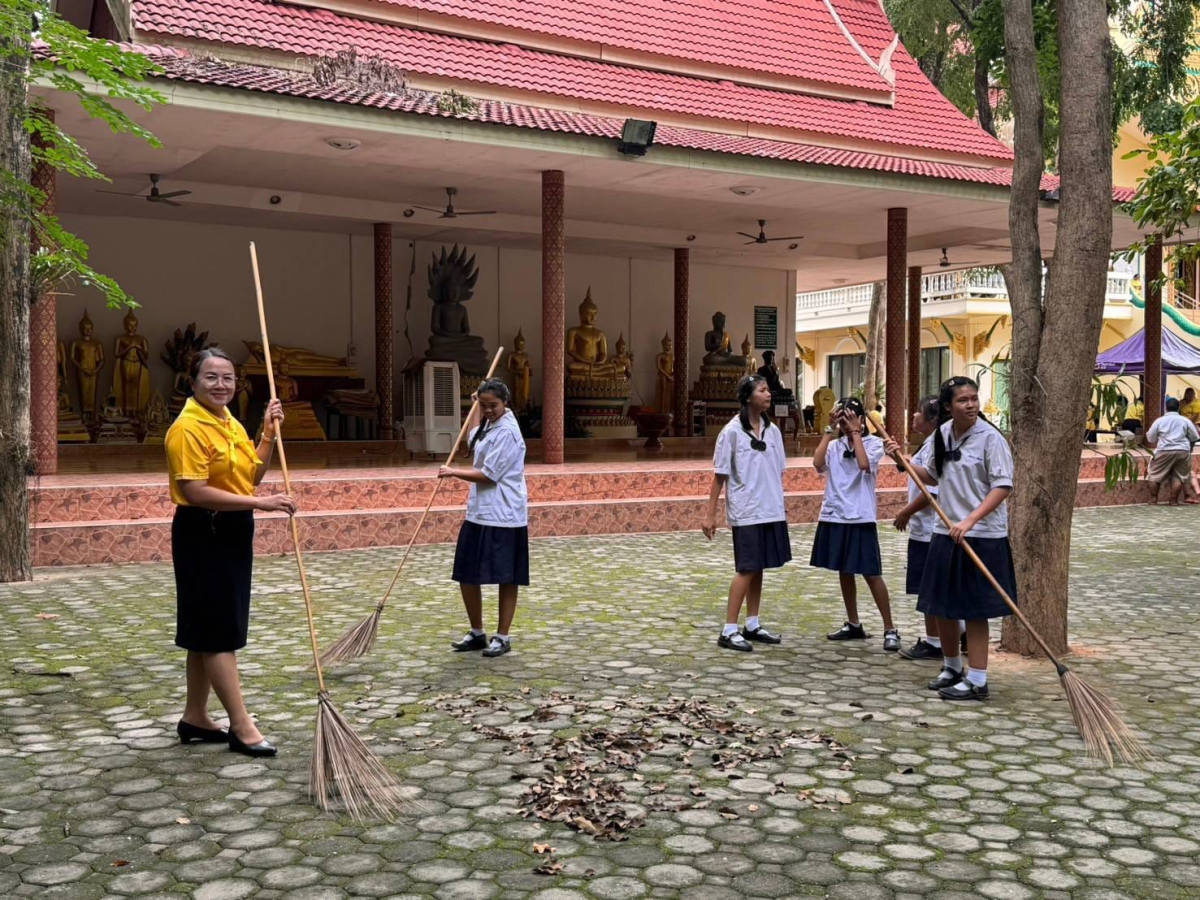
[870,413,1150,766]
[250,242,409,820]
[319,347,506,666]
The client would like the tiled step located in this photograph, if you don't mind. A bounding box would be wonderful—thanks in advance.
[31,477,1146,568]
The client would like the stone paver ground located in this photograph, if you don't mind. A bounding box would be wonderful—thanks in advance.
[2,506,1198,900]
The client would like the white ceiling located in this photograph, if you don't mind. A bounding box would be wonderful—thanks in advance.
[47,86,1148,291]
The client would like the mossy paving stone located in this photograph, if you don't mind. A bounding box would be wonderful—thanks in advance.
[2,509,1200,899]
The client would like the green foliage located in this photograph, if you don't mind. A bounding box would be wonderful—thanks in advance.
[436,89,480,116]
[2,0,165,308]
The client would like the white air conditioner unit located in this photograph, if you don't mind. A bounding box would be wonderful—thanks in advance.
[402,361,461,455]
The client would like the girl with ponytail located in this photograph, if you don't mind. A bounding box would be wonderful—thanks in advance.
[703,375,791,652]
[886,375,1016,701]
[439,378,529,658]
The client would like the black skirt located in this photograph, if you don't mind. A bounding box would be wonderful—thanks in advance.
[905,538,931,595]
[809,521,882,576]
[172,506,255,653]
[453,521,530,586]
[917,533,1017,620]
[731,521,792,574]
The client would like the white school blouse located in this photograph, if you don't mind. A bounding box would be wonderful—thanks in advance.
[925,419,1013,539]
[465,410,529,528]
[907,434,939,543]
[1146,412,1199,452]
[815,434,886,524]
[713,416,787,527]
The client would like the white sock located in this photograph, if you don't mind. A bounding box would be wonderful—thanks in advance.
[847,620,861,627]
[746,616,761,632]
[943,655,963,672]
[926,636,942,648]
[493,634,509,644]
[958,620,967,633]
[722,623,740,637]
[470,628,485,637]
[966,667,987,687]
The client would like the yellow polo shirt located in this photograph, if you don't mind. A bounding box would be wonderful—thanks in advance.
[1129,401,1144,422]
[1181,399,1200,423]
[165,398,263,505]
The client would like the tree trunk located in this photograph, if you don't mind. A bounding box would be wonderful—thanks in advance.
[1000,0,1112,657]
[974,50,996,137]
[863,281,885,409]
[0,33,33,582]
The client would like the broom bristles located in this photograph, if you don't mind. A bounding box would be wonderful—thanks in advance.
[317,609,381,668]
[311,692,417,822]
[1060,670,1153,767]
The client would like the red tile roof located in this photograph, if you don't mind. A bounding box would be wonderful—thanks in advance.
[368,0,893,94]
[109,44,1097,197]
[130,0,1013,164]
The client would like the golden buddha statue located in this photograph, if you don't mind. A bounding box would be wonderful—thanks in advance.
[56,341,90,443]
[235,365,252,424]
[70,311,105,422]
[741,335,756,374]
[243,341,346,371]
[506,330,533,410]
[813,387,836,433]
[566,289,620,378]
[613,334,633,381]
[112,310,151,420]
[701,312,744,369]
[272,356,327,440]
[96,392,138,443]
[655,333,674,413]
[143,391,171,444]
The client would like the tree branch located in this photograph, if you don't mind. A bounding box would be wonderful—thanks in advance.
[947,0,975,29]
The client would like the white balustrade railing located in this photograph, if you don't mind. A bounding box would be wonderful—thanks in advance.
[797,268,1133,317]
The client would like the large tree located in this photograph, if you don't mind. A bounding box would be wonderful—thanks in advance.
[0,1,161,582]
[997,0,1113,656]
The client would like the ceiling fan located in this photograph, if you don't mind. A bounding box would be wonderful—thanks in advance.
[938,247,987,268]
[97,173,191,207]
[412,187,496,219]
[738,219,804,245]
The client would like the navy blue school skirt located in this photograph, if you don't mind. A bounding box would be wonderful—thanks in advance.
[173,506,254,653]
[731,521,792,574]
[917,533,1017,620]
[453,520,530,586]
[809,521,882,577]
[905,538,931,595]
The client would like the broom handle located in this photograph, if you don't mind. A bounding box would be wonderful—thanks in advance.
[250,242,327,694]
[376,348,506,611]
[870,415,1066,671]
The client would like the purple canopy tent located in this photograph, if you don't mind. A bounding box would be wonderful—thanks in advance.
[1094,327,1200,375]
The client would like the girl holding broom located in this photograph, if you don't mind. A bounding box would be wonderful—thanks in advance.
[811,397,900,651]
[703,375,790,652]
[885,375,1015,701]
[439,378,529,658]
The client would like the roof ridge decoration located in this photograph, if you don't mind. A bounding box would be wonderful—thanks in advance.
[820,0,895,87]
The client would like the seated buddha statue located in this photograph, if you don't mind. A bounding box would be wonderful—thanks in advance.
[566,289,621,379]
[143,391,171,444]
[702,312,745,369]
[96,392,138,443]
[425,244,490,376]
[274,356,327,441]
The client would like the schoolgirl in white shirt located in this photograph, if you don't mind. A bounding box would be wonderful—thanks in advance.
[438,378,529,658]
[810,397,899,651]
[703,375,791,652]
[886,376,1016,701]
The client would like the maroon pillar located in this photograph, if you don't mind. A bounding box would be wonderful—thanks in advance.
[1144,234,1163,428]
[673,248,689,436]
[30,120,58,475]
[885,208,908,439]
[541,171,565,464]
[374,223,394,440]
[907,265,922,439]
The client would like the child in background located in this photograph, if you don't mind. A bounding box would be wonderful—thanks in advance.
[703,375,790,652]
[810,397,899,651]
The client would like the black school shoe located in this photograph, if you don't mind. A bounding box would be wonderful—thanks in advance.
[898,638,941,660]
[938,681,989,702]
[927,666,963,691]
[827,622,869,641]
[741,626,782,644]
[482,638,511,658]
[452,632,488,652]
[883,629,901,652]
[718,632,754,652]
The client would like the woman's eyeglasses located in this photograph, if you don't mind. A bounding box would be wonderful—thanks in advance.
[198,374,237,387]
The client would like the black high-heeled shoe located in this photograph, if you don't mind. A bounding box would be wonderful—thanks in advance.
[177,720,229,744]
[229,731,277,758]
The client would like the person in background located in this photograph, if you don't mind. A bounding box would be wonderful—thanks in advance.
[1181,387,1200,425]
[167,348,296,757]
[1123,395,1144,433]
[1145,396,1200,506]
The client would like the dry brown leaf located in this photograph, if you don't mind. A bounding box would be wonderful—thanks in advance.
[111,860,129,867]
[748,804,760,812]
[534,859,564,875]
[532,844,556,855]
[573,816,600,835]
[718,807,739,820]
[175,817,190,825]
[35,613,59,620]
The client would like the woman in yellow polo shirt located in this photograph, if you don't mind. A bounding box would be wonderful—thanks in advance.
[166,347,296,757]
